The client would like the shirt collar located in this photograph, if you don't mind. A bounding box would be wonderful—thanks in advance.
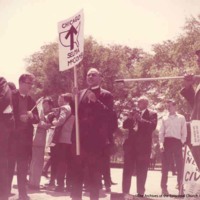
[168,112,178,117]
[90,85,100,90]
[19,93,27,98]
[141,109,147,116]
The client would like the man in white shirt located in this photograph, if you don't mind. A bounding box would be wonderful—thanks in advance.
[159,99,187,195]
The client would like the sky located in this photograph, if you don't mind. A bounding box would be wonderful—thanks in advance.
[0,0,199,85]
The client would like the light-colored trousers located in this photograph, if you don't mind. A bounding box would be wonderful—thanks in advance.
[29,146,45,187]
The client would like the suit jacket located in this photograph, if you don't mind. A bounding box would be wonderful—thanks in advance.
[137,109,157,154]
[123,109,157,156]
[75,87,114,154]
[181,84,200,120]
[0,77,15,145]
[12,90,39,145]
[0,77,12,114]
[181,84,200,170]
[54,105,74,144]
[123,118,137,154]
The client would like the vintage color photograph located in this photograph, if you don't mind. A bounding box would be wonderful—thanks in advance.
[0,0,200,200]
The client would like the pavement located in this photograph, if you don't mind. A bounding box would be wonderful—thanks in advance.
[9,168,180,200]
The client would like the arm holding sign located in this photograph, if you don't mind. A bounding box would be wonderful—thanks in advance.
[180,50,200,172]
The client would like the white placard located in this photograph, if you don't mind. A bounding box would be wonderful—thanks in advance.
[58,9,84,71]
[190,120,200,146]
[183,146,200,199]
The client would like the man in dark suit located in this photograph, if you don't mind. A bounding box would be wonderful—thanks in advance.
[10,73,39,200]
[180,50,200,170]
[0,77,15,200]
[122,96,157,197]
[71,68,114,200]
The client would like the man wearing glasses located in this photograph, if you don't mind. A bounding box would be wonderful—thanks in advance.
[70,68,115,200]
[9,73,39,200]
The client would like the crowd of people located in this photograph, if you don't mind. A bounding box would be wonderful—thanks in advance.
[0,50,200,200]
[0,68,117,200]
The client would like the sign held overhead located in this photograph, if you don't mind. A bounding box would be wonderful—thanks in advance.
[58,9,84,71]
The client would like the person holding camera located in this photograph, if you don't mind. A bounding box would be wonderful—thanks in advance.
[122,96,157,197]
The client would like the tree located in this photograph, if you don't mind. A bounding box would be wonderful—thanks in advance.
[26,42,74,101]
[24,14,200,163]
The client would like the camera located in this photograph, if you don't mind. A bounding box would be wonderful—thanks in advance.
[131,107,140,115]
[45,112,56,124]
[45,108,60,124]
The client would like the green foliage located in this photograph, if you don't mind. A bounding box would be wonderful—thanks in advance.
[25,15,200,117]
[24,15,200,161]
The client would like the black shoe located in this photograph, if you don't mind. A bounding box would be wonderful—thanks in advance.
[28,185,40,190]
[42,171,49,178]
[25,179,29,186]
[45,181,55,187]
[178,186,185,195]
[82,186,89,192]
[123,193,132,200]
[162,188,169,195]
[9,192,15,197]
[105,187,111,193]
[65,186,71,192]
[18,194,31,200]
[54,186,64,192]
[40,185,46,190]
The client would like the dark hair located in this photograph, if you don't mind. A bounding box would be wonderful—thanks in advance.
[18,73,35,83]
[43,97,54,107]
[7,82,16,91]
[166,99,176,106]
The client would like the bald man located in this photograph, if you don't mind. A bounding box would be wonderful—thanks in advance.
[122,96,157,197]
[71,68,115,200]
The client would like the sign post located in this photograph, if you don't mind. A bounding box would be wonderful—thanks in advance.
[73,65,80,155]
[58,10,84,155]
